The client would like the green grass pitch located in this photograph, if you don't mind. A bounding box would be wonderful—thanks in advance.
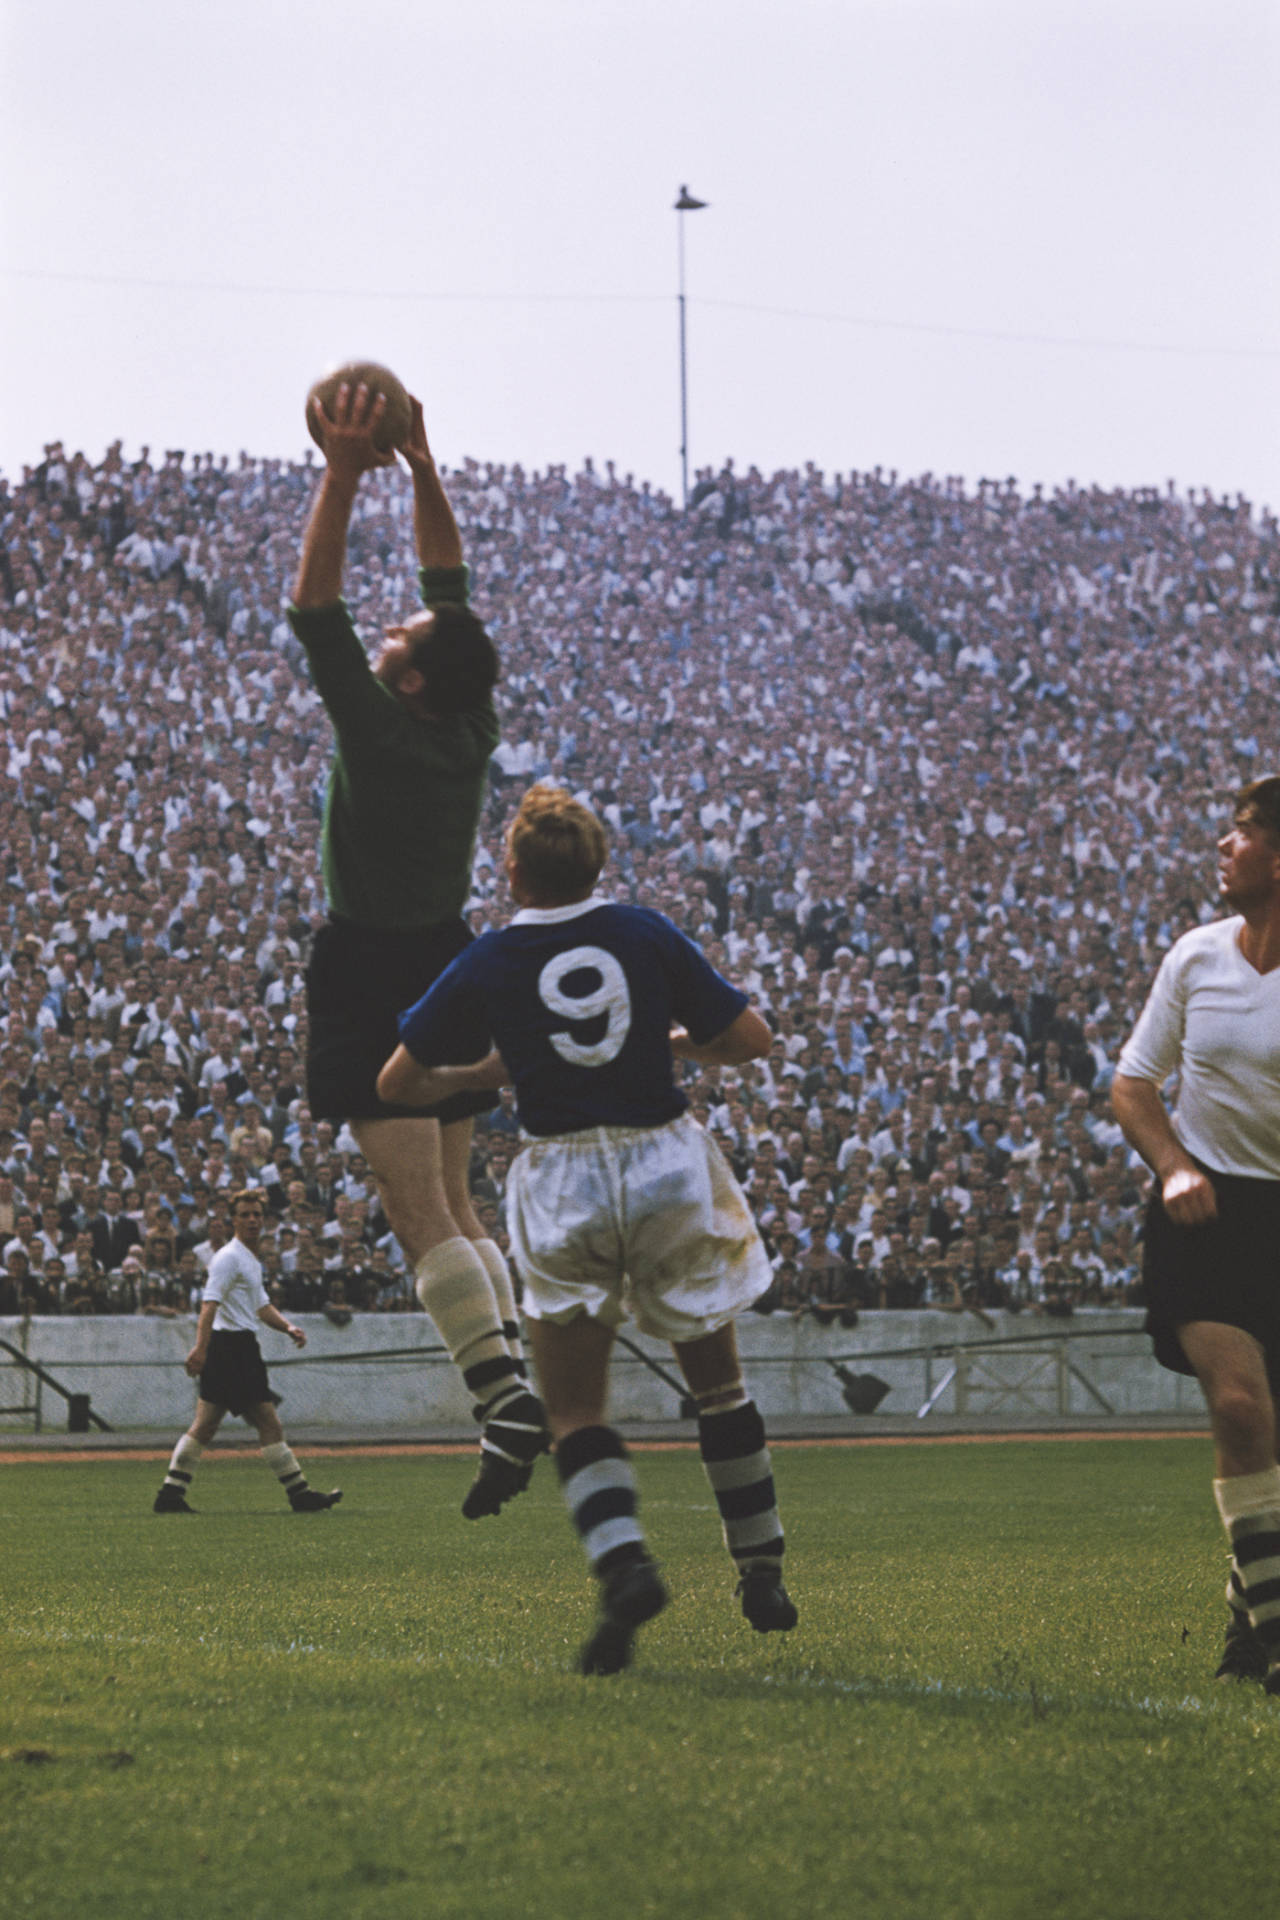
[2,1438,1277,1920]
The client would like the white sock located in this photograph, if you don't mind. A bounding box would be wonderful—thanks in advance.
[414,1236,518,1414]
[163,1434,202,1489]
[261,1440,307,1497]
[1213,1468,1280,1671]
[473,1237,525,1370]
[1213,1468,1280,1528]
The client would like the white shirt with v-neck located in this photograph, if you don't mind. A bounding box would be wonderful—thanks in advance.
[1118,915,1280,1179]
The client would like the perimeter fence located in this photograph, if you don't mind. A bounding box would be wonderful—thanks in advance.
[0,1311,1206,1435]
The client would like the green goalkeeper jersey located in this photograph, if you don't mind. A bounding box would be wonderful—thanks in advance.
[287,565,498,929]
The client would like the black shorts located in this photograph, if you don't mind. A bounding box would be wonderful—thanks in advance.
[305,914,497,1126]
[1142,1162,1280,1395]
[198,1330,279,1417]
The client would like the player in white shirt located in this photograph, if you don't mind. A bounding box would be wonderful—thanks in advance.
[380,786,797,1674]
[153,1189,341,1514]
[1113,777,1280,1693]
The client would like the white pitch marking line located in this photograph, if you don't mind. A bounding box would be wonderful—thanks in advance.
[0,1623,1245,1720]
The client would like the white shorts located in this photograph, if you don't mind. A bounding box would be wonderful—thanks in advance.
[507,1112,773,1342]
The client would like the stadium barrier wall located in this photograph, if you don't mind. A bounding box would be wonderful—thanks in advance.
[0,1309,1206,1433]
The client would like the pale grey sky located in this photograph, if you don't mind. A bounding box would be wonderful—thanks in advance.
[3,0,1277,506]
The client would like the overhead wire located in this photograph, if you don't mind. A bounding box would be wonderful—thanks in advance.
[4,265,1276,361]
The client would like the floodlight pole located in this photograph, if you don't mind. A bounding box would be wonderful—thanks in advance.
[674,185,707,509]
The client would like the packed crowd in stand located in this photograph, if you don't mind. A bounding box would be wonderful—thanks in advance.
[1,434,1277,1325]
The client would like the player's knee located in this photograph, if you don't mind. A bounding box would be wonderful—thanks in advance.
[381,1171,458,1238]
[1211,1378,1271,1449]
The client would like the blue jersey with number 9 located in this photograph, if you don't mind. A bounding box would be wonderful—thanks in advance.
[396,898,747,1136]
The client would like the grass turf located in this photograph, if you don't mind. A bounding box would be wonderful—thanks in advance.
[1,1438,1277,1920]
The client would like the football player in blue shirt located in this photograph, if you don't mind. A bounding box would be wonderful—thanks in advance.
[379,784,797,1674]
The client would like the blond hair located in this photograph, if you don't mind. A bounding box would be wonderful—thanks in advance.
[506,785,608,902]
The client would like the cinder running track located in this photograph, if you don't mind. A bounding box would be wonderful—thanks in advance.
[0,1426,1208,1465]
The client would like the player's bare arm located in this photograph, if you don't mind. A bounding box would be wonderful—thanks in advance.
[400,397,466,571]
[670,1006,773,1067]
[185,1299,217,1377]
[377,1044,509,1109]
[258,1303,306,1349]
[292,382,397,609]
[1111,1071,1218,1225]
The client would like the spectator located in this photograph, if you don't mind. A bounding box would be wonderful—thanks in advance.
[2,435,1274,1320]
